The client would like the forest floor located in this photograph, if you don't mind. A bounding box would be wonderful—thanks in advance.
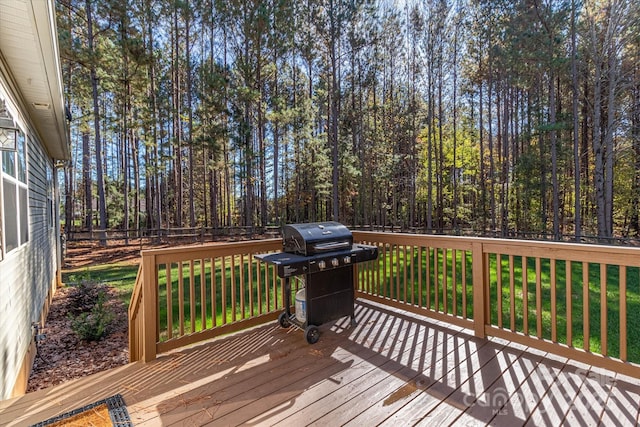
[25,241,146,393]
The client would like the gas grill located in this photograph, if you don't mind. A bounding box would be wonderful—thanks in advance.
[255,222,378,344]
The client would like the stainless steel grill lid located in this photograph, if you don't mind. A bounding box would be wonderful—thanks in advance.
[282,221,353,256]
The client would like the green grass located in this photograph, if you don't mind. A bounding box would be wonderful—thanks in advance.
[360,247,474,317]
[62,262,139,305]
[155,259,285,340]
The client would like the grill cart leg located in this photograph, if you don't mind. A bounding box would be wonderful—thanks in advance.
[278,277,292,328]
[284,277,292,316]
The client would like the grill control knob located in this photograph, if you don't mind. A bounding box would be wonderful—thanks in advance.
[318,260,326,270]
[331,258,339,267]
[343,256,351,264]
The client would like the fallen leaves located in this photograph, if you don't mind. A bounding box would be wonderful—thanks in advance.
[26,285,129,393]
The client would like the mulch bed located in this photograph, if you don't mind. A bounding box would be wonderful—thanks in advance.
[26,284,129,393]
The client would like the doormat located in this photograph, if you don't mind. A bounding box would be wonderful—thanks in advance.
[30,394,132,427]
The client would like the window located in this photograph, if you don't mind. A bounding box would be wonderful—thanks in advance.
[1,131,28,257]
[46,163,54,228]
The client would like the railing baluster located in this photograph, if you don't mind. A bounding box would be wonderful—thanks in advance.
[221,256,227,325]
[264,260,270,311]
[453,249,457,317]
[395,245,400,301]
[418,246,423,307]
[462,250,467,318]
[600,263,607,356]
[434,248,440,311]
[189,260,196,333]
[620,266,627,361]
[403,245,408,304]
[231,255,237,322]
[166,264,173,340]
[497,254,502,329]
[583,261,589,352]
[484,252,490,327]
[211,258,217,327]
[427,247,432,309]
[566,260,572,347]
[240,254,246,320]
[536,257,542,339]
[443,248,448,314]
[410,245,415,306]
[551,259,556,342]
[382,244,388,298]
[509,255,515,332]
[376,244,382,296]
[248,255,254,317]
[257,259,263,314]
[522,256,528,335]
[367,243,372,294]
[178,262,185,336]
[200,259,206,330]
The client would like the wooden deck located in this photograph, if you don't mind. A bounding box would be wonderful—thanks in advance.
[2,299,640,426]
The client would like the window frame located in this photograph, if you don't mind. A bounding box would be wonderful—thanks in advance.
[1,129,29,258]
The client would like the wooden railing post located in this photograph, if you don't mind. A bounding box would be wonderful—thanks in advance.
[472,241,486,338]
[141,252,158,362]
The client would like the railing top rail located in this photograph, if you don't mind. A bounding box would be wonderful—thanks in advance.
[353,231,640,267]
[141,238,282,264]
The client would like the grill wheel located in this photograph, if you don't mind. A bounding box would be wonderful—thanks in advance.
[278,312,291,328]
[305,325,320,344]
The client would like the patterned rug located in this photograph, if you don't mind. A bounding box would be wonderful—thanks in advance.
[30,394,132,427]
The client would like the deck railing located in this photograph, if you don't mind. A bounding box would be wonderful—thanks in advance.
[353,231,640,377]
[129,232,640,377]
[129,239,282,362]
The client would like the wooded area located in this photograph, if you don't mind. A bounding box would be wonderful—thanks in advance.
[56,0,640,241]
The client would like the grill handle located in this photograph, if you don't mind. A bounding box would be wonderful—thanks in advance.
[312,241,350,252]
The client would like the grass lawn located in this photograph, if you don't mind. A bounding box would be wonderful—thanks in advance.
[62,262,140,305]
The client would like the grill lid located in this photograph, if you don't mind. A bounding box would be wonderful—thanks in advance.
[282,221,353,256]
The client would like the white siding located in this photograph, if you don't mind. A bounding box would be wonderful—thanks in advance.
[0,132,57,400]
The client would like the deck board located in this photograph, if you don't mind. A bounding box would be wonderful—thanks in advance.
[598,373,640,426]
[2,299,640,427]
[492,354,568,426]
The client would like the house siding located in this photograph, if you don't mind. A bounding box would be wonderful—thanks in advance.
[0,127,58,400]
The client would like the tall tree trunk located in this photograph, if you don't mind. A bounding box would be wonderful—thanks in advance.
[592,37,606,238]
[185,2,196,228]
[571,0,581,240]
[120,15,130,242]
[604,44,617,238]
[172,5,183,227]
[329,0,340,222]
[82,131,92,230]
[550,73,559,240]
[86,0,107,243]
[631,43,640,236]
[148,0,161,232]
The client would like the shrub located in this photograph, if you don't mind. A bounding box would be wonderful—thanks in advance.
[67,282,105,316]
[69,290,114,341]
